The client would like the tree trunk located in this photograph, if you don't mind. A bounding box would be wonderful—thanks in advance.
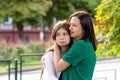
[16,22,25,41]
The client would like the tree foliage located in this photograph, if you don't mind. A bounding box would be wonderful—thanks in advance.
[95,0,120,57]
[0,0,52,23]
[44,0,100,26]
[0,0,52,40]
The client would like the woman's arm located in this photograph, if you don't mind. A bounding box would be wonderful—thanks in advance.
[54,43,70,72]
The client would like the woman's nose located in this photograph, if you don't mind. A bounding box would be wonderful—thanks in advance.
[69,25,72,30]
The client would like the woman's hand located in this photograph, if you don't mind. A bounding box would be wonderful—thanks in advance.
[53,41,70,72]
[54,42,60,55]
[41,56,46,70]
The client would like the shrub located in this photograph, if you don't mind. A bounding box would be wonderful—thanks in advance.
[0,40,47,60]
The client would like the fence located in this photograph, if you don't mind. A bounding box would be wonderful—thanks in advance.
[0,53,44,80]
[0,59,11,80]
[1,56,120,80]
[19,54,43,80]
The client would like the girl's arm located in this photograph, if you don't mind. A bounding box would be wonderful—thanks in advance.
[54,43,70,72]
[42,51,60,79]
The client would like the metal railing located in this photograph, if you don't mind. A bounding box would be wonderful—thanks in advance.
[1,56,120,80]
[0,59,11,80]
[14,59,18,80]
[19,53,43,80]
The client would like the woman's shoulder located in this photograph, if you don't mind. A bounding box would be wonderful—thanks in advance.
[73,39,91,47]
[73,39,85,45]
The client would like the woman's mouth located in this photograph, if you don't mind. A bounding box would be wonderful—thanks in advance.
[70,31,74,35]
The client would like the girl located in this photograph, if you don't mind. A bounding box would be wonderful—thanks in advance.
[40,20,73,80]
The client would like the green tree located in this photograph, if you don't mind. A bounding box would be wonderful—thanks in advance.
[0,0,52,41]
[95,0,120,57]
[44,0,100,26]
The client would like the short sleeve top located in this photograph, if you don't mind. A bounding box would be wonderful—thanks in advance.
[62,39,96,80]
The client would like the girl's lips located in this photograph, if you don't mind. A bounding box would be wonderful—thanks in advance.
[60,41,65,43]
[59,42,66,45]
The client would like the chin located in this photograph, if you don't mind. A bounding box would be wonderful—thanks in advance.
[71,35,74,37]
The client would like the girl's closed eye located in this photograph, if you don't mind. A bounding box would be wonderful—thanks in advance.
[63,33,68,36]
[56,33,60,36]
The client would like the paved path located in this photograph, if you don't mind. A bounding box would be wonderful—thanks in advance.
[93,57,120,80]
[0,57,120,80]
[0,69,41,80]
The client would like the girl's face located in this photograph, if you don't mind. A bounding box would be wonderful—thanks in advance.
[69,17,85,41]
[56,28,70,47]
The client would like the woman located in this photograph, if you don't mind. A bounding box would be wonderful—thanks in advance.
[54,10,97,80]
[40,20,73,80]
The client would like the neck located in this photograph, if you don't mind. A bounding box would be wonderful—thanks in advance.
[74,33,84,41]
[60,46,69,56]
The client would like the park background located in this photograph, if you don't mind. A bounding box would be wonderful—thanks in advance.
[0,0,120,73]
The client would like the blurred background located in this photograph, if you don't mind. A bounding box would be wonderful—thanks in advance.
[0,0,120,80]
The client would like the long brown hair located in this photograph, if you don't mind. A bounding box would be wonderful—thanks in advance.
[47,20,73,52]
[68,10,97,51]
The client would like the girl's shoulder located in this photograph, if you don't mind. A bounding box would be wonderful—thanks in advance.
[43,51,54,58]
[47,50,54,55]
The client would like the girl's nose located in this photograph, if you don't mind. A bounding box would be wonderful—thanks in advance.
[59,34,65,40]
[60,35,64,39]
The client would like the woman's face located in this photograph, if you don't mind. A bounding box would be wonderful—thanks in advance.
[56,28,70,47]
[69,17,85,41]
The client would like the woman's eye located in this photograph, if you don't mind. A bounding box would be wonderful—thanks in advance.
[73,24,77,26]
[71,24,76,27]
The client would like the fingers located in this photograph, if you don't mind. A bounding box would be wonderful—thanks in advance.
[41,57,46,69]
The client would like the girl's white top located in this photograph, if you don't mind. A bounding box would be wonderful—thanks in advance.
[41,51,61,80]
